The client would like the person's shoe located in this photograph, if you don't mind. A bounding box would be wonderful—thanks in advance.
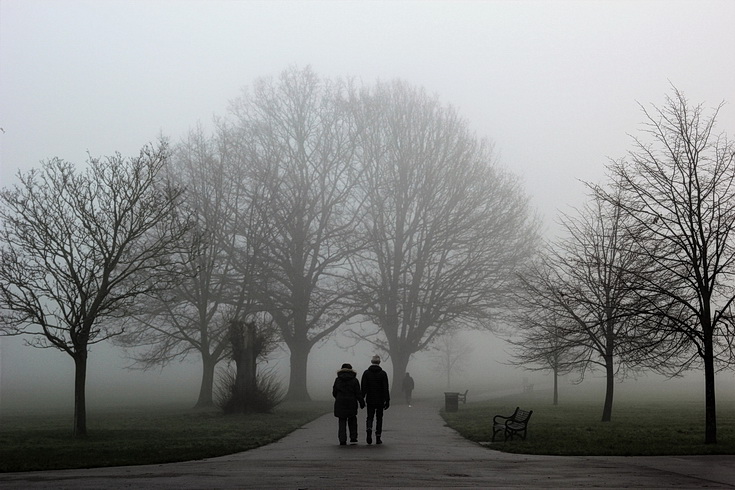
[350,439,357,445]
[366,431,372,445]
[339,441,346,446]
[376,435,382,445]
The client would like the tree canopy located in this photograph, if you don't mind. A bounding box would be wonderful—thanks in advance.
[0,142,190,435]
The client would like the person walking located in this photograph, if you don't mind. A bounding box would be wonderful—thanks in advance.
[361,354,390,445]
[332,363,364,445]
[402,372,415,407]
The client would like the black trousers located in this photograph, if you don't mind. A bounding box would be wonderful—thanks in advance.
[365,406,384,435]
[338,416,357,443]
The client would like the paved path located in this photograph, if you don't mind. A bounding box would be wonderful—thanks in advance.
[2,399,735,488]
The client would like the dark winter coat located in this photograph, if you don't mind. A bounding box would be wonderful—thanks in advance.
[332,368,364,418]
[361,364,390,408]
[402,374,414,393]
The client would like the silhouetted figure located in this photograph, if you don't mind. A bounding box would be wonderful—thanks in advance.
[361,355,390,444]
[402,372,415,406]
[332,363,364,445]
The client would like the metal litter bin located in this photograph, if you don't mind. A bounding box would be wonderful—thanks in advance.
[444,392,459,412]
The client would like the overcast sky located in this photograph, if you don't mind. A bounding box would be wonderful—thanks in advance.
[2,0,734,224]
[1,0,735,408]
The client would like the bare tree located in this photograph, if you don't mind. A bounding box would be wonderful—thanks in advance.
[350,80,539,395]
[598,87,735,443]
[115,125,257,407]
[515,191,656,421]
[229,67,364,401]
[507,305,581,406]
[428,329,474,390]
[0,143,190,436]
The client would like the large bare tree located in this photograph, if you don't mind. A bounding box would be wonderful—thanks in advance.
[0,143,189,436]
[350,80,539,394]
[599,87,735,443]
[229,67,364,401]
[115,126,259,407]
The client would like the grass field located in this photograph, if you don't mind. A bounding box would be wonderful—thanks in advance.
[0,401,331,473]
[441,393,735,456]
[3,393,735,473]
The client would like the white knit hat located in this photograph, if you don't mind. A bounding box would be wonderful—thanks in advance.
[371,354,381,364]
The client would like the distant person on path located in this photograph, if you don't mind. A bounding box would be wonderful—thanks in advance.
[361,354,390,445]
[332,363,365,445]
[402,372,415,407]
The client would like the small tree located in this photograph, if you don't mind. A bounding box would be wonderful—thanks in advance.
[514,190,655,421]
[507,308,580,406]
[429,330,474,390]
[0,143,190,436]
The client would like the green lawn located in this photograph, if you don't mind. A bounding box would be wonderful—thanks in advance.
[4,395,735,473]
[441,395,735,456]
[0,401,331,473]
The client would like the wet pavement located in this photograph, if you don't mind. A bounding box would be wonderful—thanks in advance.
[1,400,734,488]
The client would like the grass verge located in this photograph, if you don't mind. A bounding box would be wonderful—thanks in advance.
[441,396,735,456]
[0,401,331,473]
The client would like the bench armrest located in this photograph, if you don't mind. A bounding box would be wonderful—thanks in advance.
[493,407,520,425]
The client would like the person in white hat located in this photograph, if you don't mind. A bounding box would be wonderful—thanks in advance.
[361,354,390,444]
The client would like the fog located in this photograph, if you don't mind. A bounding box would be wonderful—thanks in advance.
[2,0,735,413]
[4,326,735,413]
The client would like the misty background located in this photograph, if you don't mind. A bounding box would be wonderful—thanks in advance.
[1,0,735,412]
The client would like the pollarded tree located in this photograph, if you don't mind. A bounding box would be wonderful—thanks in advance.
[0,143,190,436]
[115,125,258,407]
[223,315,281,414]
[229,67,365,401]
[350,80,540,395]
[598,87,735,443]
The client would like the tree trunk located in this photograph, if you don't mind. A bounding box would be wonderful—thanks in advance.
[73,352,88,437]
[390,352,410,400]
[703,334,717,444]
[230,321,258,412]
[601,357,614,422]
[235,326,257,411]
[553,367,559,406]
[285,343,311,402]
[195,353,217,408]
